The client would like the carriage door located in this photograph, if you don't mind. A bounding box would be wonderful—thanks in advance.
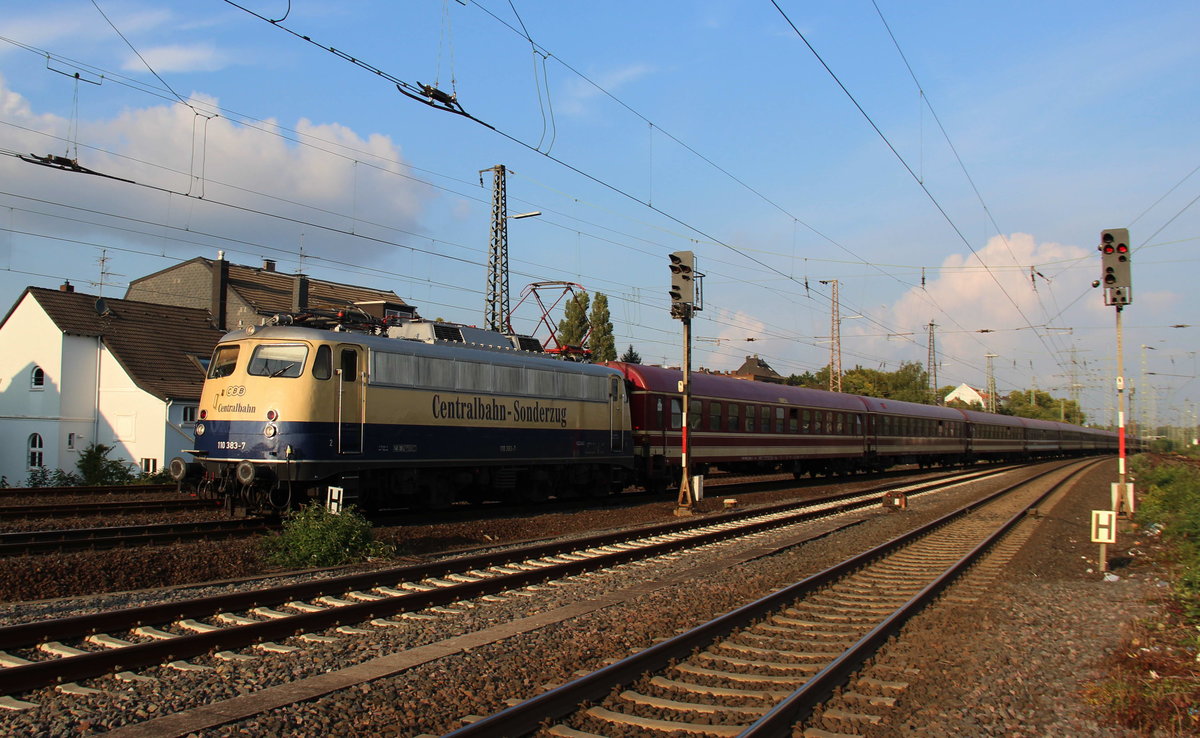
[608,376,625,452]
[337,347,364,454]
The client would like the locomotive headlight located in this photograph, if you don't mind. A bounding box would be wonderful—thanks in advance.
[194,423,205,436]
[264,424,277,438]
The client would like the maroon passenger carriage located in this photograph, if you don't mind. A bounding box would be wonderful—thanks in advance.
[603,361,1117,491]
[604,362,984,489]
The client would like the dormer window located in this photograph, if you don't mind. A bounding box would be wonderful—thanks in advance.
[30,366,45,390]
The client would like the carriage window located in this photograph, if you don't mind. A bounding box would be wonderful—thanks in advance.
[728,403,740,432]
[835,414,843,434]
[207,345,240,379]
[689,399,702,429]
[670,398,682,430]
[814,412,822,434]
[760,407,771,433]
[789,409,799,433]
[802,409,811,433]
[775,407,785,433]
[709,402,722,431]
[313,345,332,379]
[745,405,756,432]
[248,344,309,378]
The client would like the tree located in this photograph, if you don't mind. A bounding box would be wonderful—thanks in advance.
[620,344,642,364]
[588,293,616,362]
[556,292,590,348]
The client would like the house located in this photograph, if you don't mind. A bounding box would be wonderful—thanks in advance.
[945,383,990,409]
[125,254,412,331]
[0,284,225,484]
[731,355,785,384]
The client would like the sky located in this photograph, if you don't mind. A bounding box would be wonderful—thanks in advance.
[0,1,1197,431]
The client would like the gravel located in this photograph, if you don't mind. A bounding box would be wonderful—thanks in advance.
[0,461,1167,737]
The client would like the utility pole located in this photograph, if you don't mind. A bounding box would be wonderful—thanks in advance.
[985,353,998,413]
[482,165,509,333]
[927,321,938,404]
[819,279,841,392]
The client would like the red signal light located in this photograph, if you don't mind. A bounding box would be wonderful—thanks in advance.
[1116,243,1128,253]
[1102,245,1115,254]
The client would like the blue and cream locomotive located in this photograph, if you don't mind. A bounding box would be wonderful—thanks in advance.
[180,310,632,509]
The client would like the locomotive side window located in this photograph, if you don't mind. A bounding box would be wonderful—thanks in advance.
[207,345,240,379]
[313,345,332,379]
[248,344,308,378]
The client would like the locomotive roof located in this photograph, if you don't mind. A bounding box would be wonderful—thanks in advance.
[221,324,622,376]
[606,362,870,411]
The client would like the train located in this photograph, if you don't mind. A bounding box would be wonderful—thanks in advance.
[173,309,1119,510]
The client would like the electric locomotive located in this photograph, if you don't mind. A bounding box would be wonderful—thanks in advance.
[175,310,633,510]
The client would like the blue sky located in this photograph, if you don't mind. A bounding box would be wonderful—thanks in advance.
[0,1,1197,430]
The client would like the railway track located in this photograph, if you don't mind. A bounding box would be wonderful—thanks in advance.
[0,518,273,557]
[0,464,1011,704]
[0,498,218,520]
[0,484,177,500]
[446,459,1098,737]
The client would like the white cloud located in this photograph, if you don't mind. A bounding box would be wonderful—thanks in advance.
[559,63,655,116]
[0,75,434,279]
[122,44,229,74]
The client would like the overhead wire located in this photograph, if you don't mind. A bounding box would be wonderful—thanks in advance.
[769,0,1070,381]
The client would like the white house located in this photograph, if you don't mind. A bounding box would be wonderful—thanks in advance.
[944,383,988,409]
[0,285,225,485]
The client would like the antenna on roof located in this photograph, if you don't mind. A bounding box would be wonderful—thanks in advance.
[94,297,111,317]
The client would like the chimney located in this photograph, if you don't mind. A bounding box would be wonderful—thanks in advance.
[212,254,229,331]
[291,274,309,313]
[59,280,74,293]
[263,259,276,272]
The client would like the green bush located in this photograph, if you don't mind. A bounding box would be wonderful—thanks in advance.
[75,443,137,485]
[261,502,394,568]
[1132,455,1200,619]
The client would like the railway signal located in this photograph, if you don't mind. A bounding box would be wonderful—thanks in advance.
[1099,228,1132,306]
[668,251,695,306]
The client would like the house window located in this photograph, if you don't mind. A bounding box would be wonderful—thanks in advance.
[28,433,44,469]
[31,366,45,390]
[182,406,198,423]
[67,433,76,450]
[141,458,158,474]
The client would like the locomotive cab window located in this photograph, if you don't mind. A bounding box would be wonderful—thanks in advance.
[313,345,332,380]
[247,344,309,378]
[207,345,240,379]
